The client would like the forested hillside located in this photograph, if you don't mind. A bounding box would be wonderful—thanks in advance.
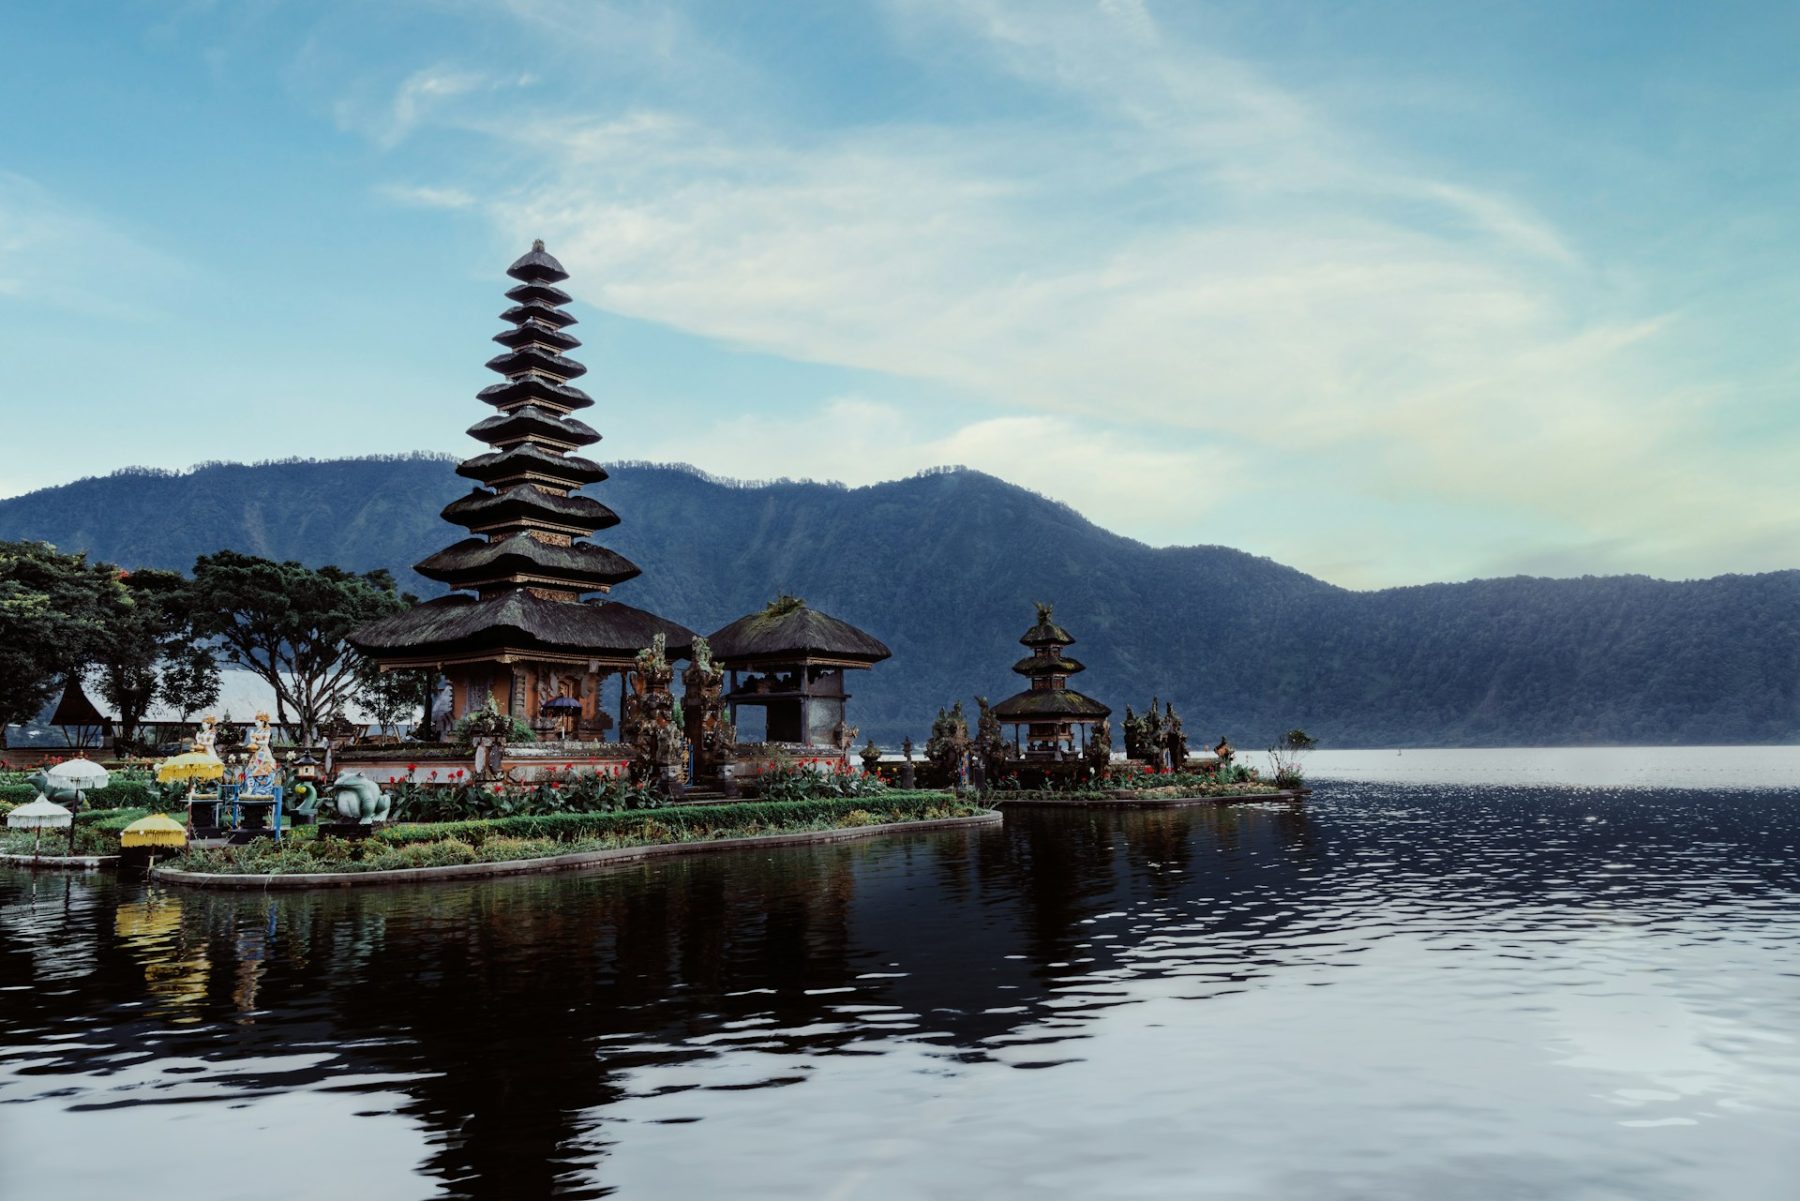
[4,456,1796,747]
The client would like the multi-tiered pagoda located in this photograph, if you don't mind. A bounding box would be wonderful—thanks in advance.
[352,242,694,736]
[992,602,1111,759]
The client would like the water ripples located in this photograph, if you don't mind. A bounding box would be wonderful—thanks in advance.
[2,782,1798,1199]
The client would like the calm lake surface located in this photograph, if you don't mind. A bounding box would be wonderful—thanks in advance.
[3,749,1798,1200]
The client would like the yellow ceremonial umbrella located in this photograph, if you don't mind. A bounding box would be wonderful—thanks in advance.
[156,752,225,785]
[122,813,189,849]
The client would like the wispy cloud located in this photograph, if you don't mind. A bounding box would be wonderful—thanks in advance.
[324,0,1798,584]
[377,182,479,210]
[336,65,531,148]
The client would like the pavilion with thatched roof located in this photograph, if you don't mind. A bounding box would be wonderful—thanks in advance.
[708,596,890,746]
[48,677,113,749]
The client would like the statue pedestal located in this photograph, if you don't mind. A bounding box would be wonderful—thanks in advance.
[318,821,378,841]
[471,736,505,781]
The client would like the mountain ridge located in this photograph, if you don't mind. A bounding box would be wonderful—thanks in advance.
[3,456,1794,748]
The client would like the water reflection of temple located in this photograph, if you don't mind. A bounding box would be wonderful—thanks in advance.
[0,800,1332,1199]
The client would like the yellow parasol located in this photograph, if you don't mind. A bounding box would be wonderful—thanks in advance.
[121,813,189,849]
[156,752,226,785]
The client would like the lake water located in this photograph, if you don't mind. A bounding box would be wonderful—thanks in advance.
[2,749,1797,1200]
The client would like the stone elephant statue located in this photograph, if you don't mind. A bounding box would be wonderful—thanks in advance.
[329,773,391,824]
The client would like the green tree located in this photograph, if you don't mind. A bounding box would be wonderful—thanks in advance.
[160,642,223,724]
[0,540,127,730]
[361,668,439,736]
[93,568,220,750]
[189,551,410,743]
[1268,728,1317,786]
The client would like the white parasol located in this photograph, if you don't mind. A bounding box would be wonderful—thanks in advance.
[6,797,74,858]
[7,798,74,829]
[45,759,110,794]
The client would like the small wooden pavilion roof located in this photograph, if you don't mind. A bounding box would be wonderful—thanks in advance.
[708,596,891,669]
[992,689,1111,722]
[49,678,111,730]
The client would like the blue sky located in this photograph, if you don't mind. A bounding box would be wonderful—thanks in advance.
[2,1,1797,588]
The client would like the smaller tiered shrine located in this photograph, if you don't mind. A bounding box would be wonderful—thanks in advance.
[992,602,1111,762]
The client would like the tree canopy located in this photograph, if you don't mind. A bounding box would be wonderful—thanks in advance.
[92,567,220,748]
[0,541,128,730]
[189,551,411,743]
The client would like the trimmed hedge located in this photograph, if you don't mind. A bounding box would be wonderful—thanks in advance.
[0,780,167,809]
[82,808,157,831]
[377,791,967,848]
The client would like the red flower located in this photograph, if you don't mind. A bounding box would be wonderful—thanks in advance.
[407,763,418,772]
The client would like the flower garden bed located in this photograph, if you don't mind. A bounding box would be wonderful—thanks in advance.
[152,792,997,889]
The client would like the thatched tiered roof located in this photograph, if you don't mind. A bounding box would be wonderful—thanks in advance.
[354,592,693,665]
[350,241,689,667]
[708,595,891,669]
[992,602,1110,724]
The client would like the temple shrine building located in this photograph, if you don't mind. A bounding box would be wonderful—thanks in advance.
[351,242,694,734]
[992,603,1111,759]
[707,596,891,746]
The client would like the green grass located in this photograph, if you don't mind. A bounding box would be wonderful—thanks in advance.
[164,792,983,876]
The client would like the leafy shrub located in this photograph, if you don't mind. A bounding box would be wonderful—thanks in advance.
[386,770,661,822]
[81,807,156,830]
[0,824,118,856]
[0,779,175,810]
[755,760,889,802]
[451,703,536,745]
